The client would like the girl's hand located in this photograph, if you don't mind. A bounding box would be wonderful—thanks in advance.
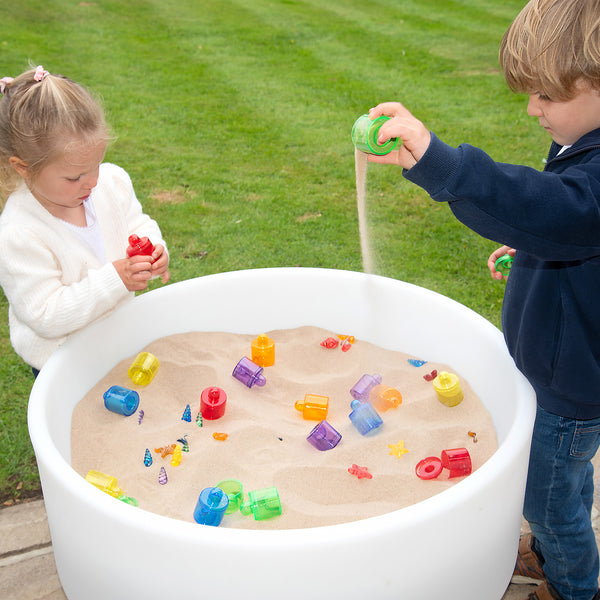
[488,246,515,281]
[113,255,155,291]
[366,102,431,169]
[150,244,171,283]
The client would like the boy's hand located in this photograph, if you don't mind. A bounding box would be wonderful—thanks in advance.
[366,102,431,169]
[150,244,171,283]
[488,246,515,280]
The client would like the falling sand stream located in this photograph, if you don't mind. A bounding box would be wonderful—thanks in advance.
[355,148,374,274]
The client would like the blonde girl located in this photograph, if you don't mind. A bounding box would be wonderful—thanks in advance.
[0,66,169,372]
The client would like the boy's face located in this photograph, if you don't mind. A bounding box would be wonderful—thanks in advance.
[527,81,600,146]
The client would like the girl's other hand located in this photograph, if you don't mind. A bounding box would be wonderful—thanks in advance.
[150,244,170,283]
[113,255,154,291]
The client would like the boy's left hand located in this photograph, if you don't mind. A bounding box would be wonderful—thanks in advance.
[488,246,515,281]
[150,244,170,283]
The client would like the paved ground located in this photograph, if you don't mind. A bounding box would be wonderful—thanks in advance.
[2,450,600,600]
[0,499,65,600]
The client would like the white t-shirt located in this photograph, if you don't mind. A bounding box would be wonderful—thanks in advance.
[59,199,106,263]
[557,144,572,156]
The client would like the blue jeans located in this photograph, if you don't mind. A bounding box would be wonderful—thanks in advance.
[524,405,600,600]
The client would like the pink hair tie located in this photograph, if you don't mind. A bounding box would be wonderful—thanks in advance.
[0,77,14,94]
[33,65,49,82]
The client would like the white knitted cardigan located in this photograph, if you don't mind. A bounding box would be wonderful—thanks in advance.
[0,163,167,369]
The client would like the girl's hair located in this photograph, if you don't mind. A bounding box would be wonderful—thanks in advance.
[499,0,600,101]
[0,66,111,202]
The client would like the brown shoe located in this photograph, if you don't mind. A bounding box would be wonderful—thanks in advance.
[525,582,563,600]
[512,534,546,584]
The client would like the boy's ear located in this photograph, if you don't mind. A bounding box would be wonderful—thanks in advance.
[9,157,30,178]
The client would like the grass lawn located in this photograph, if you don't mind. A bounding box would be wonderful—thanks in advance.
[0,0,547,503]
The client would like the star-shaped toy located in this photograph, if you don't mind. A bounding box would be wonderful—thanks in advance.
[348,464,373,479]
[388,440,409,459]
[155,443,176,458]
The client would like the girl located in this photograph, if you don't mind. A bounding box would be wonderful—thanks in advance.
[0,65,170,373]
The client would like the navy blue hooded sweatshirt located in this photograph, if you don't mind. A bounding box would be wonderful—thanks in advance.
[404,128,600,419]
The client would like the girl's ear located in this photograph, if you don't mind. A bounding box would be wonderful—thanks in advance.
[9,157,30,178]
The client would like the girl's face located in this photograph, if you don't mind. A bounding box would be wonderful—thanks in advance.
[21,138,106,218]
[527,81,600,146]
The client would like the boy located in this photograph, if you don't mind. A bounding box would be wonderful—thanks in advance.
[367,1,600,599]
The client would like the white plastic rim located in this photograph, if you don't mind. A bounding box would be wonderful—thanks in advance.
[28,268,536,600]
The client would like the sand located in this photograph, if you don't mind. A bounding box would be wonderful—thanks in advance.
[355,148,373,274]
[70,326,497,530]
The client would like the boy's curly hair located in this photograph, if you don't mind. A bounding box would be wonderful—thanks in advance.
[500,0,600,101]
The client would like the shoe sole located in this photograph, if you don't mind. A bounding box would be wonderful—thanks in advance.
[511,574,545,585]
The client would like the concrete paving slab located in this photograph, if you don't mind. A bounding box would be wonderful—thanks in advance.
[0,500,51,556]
[0,546,66,600]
